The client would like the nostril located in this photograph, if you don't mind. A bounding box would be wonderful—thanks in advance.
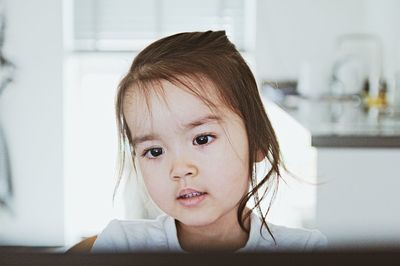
[170,162,198,180]
[185,171,194,176]
[172,171,193,179]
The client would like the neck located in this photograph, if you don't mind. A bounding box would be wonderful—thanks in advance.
[176,207,251,252]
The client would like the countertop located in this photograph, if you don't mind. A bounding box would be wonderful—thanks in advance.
[266,95,400,148]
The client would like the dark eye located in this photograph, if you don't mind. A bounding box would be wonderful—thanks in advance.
[193,135,215,145]
[142,147,163,159]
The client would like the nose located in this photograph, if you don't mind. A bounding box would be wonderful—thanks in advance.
[169,158,198,181]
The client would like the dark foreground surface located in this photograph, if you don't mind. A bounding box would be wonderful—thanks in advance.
[1,250,400,266]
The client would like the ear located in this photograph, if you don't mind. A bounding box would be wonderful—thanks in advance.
[255,149,265,163]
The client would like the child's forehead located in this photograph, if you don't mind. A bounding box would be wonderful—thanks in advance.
[123,79,229,130]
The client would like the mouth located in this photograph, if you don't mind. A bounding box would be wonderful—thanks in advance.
[177,191,206,199]
[177,188,208,207]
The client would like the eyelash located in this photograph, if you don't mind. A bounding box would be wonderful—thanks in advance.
[140,133,216,159]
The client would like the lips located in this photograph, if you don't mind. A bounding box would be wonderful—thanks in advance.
[177,188,207,207]
[177,188,206,199]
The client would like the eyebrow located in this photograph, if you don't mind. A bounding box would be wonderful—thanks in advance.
[131,114,222,148]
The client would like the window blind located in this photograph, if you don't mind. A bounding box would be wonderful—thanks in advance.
[73,0,246,51]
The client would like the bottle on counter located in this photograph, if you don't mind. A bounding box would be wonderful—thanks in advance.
[362,78,387,109]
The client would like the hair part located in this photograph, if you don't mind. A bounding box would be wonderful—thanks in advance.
[114,30,283,243]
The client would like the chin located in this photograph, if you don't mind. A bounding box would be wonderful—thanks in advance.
[176,211,220,228]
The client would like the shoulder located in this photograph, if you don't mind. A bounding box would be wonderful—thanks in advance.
[91,214,171,253]
[267,223,328,251]
[247,213,327,252]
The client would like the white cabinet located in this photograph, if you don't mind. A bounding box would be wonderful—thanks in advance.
[264,98,400,247]
[316,148,400,247]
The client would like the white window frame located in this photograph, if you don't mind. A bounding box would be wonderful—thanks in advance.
[63,0,256,53]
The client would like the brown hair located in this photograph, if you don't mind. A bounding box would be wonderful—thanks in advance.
[115,30,282,242]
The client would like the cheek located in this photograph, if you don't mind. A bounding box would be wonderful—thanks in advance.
[204,142,249,190]
[139,161,174,206]
[226,139,249,189]
[220,135,249,172]
[143,176,163,196]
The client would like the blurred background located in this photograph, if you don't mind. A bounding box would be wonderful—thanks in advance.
[0,0,399,249]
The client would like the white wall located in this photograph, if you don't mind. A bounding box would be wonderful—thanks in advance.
[63,54,130,246]
[255,0,367,93]
[0,0,64,246]
[255,0,400,97]
[365,0,400,100]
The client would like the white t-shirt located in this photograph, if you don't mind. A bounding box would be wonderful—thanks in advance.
[91,212,327,253]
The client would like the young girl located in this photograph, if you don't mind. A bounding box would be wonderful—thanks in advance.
[91,30,327,253]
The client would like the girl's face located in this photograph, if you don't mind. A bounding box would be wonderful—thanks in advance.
[124,80,249,227]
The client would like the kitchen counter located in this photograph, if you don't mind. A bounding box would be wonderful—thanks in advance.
[271,95,400,148]
[261,93,400,246]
